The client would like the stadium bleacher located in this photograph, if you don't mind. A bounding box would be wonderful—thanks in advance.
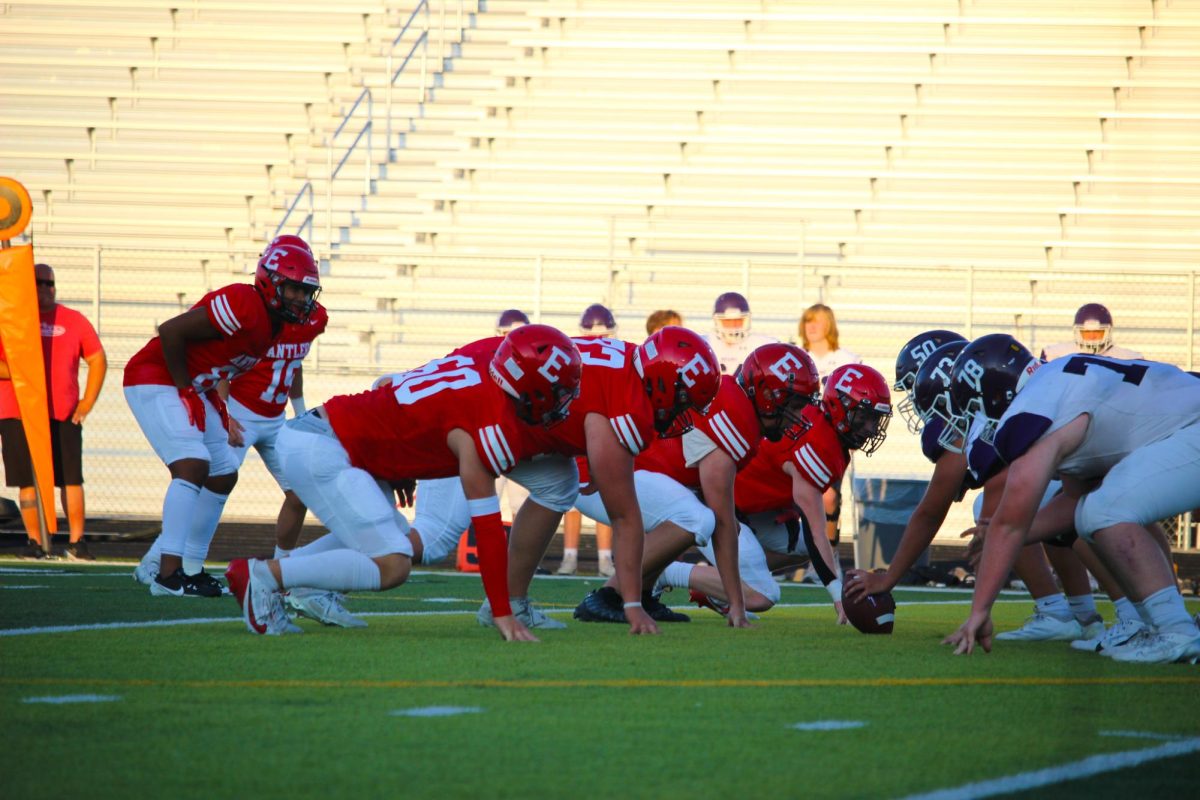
[3,0,1198,525]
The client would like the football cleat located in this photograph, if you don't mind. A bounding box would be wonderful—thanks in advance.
[995,611,1082,642]
[555,554,577,576]
[243,560,300,636]
[183,570,223,598]
[224,558,250,608]
[477,597,567,630]
[286,588,367,628]
[1109,630,1200,664]
[1077,613,1106,642]
[1071,618,1147,654]
[597,553,615,578]
[149,568,187,597]
[690,589,730,617]
[642,591,690,623]
[133,550,160,585]
[573,587,627,624]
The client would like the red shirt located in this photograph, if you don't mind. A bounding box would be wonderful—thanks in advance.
[123,283,276,392]
[323,352,535,481]
[229,304,327,416]
[454,336,656,460]
[733,405,848,514]
[0,304,103,421]
[635,375,760,489]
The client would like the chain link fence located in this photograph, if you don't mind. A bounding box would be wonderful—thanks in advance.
[15,244,1199,549]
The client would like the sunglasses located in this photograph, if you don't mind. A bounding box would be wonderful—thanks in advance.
[36,279,55,287]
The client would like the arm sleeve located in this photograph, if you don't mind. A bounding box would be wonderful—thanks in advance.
[470,500,513,618]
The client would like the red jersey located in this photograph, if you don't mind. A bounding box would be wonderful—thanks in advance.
[229,304,327,416]
[635,375,760,489]
[123,283,276,392]
[454,336,655,459]
[323,352,534,481]
[733,405,848,514]
[0,304,102,421]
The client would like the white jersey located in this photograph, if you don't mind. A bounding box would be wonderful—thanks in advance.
[703,331,779,375]
[1040,341,1143,361]
[806,347,861,382]
[993,356,1200,480]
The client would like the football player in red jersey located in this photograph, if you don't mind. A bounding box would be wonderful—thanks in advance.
[408,326,720,635]
[727,363,893,623]
[573,343,820,628]
[224,325,583,640]
[123,242,319,598]
[132,238,333,601]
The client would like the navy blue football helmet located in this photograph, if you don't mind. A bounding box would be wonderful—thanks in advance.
[894,329,965,433]
[948,334,1040,446]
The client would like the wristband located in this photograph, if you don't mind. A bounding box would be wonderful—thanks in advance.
[623,602,643,609]
[826,577,844,603]
[467,495,501,516]
[291,396,306,416]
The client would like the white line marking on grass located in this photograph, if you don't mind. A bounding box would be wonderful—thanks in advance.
[0,599,1031,637]
[390,706,482,717]
[422,598,470,603]
[1099,730,1190,742]
[0,568,69,575]
[895,737,1200,800]
[1,585,48,590]
[791,720,867,731]
[22,694,121,704]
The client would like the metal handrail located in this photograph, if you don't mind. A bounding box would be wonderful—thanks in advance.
[325,87,373,248]
[386,0,430,150]
[273,181,313,241]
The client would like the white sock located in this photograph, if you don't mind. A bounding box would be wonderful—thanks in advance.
[1034,592,1073,621]
[1134,601,1153,627]
[252,559,281,591]
[1140,586,1195,636]
[183,488,228,574]
[278,549,382,592]
[159,479,201,558]
[598,548,613,562]
[561,548,578,561]
[1067,593,1098,622]
[1113,597,1141,625]
[663,561,695,590]
[143,536,163,564]
[290,533,344,559]
[274,546,293,560]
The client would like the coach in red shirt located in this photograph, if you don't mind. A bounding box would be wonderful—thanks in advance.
[0,263,107,559]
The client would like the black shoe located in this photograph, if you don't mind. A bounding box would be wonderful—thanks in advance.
[64,541,95,561]
[19,540,47,560]
[150,567,187,597]
[573,587,626,623]
[183,570,224,598]
[642,591,690,623]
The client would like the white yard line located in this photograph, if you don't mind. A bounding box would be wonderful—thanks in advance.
[0,598,1028,637]
[895,736,1200,800]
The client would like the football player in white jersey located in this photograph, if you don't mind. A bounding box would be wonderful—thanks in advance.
[703,292,779,375]
[944,335,1200,664]
[1040,302,1142,361]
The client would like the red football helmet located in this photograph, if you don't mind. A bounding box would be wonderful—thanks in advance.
[822,364,892,455]
[633,326,720,437]
[736,343,820,441]
[489,324,582,428]
[255,244,320,324]
[269,234,313,255]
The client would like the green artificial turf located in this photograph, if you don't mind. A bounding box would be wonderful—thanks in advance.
[1,562,1197,799]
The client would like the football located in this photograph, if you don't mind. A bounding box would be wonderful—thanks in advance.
[841,577,896,634]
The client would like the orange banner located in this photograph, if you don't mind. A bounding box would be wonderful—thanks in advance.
[0,243,57,538]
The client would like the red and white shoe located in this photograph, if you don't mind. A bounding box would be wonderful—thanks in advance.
[689,589,730,617]
[224,558,251,609]
[242,559,301,636]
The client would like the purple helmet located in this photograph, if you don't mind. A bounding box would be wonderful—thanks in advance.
[579,303,618,336]
[496,308,530,336]
[712,291,751,344]
[1073,303,1113,354]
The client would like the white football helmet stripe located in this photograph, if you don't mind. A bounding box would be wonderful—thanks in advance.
[210,295,240,336]
[795,443,832,487]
